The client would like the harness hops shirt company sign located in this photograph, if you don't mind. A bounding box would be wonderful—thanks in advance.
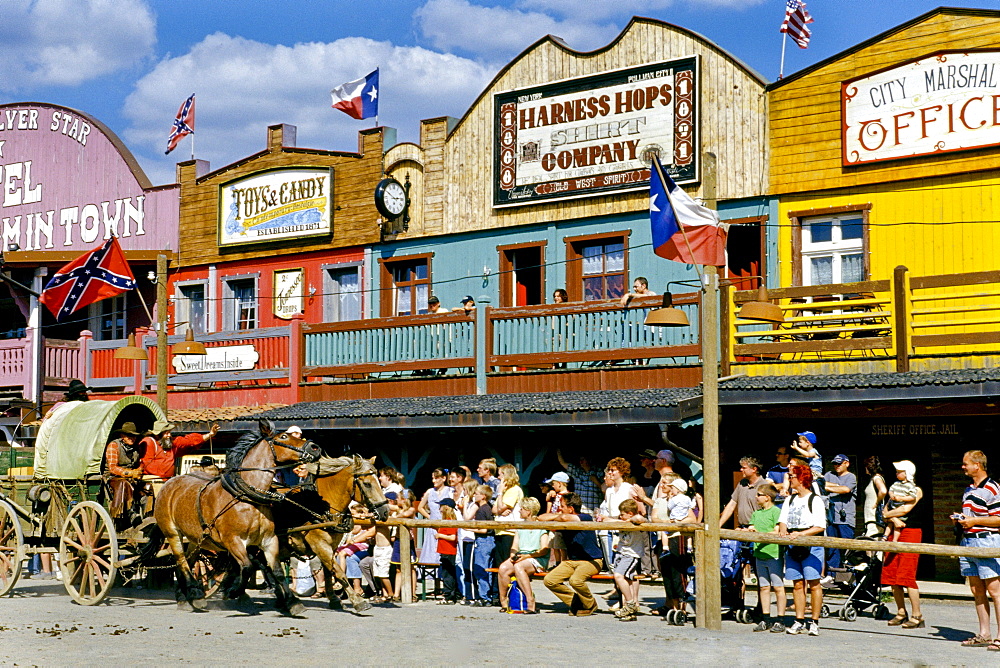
[218,167,333,247]
[842,50,1000,165]
[493,57,698,207]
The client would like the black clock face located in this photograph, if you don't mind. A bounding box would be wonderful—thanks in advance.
[375,178,406,218]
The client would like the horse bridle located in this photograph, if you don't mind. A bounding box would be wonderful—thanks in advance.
[351,461,389,517]
[219,435,320,506]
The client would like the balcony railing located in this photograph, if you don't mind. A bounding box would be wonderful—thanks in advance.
[724,266,1000,374]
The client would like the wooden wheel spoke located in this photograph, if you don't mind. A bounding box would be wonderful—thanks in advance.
[91,554,112,571]
[68,516,85,542]
[64,537,85,552]
[92,541,113,555]
[91,562,107,591]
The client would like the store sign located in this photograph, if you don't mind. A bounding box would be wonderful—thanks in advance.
[842,50,1000,166]
[172,344,259,373]
[273,267,304,319]
[0,103,178,252]
[218,167,332,247]
[870,422,960,437]
[493,57,698,207]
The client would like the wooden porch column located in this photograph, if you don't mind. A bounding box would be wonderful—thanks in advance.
[893,265,911,373]
[288,315,304,404]
[698,266,722,630]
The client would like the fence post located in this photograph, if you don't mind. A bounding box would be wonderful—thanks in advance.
[400,523,413,604]
[475,297,490,395]
[893,265,911,373]
[288,316,303,404]
[77,330,93,384]
[694,527,707,628]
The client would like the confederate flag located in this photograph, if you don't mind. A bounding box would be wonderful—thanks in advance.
[165,93,195,155]
[39,237,137,320]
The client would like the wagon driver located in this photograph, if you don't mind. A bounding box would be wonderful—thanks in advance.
[141,419,220,483]
[103,422,147,521]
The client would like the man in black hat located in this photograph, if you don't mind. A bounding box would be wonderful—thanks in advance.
[64,379,91,402]
[453,295,476,315]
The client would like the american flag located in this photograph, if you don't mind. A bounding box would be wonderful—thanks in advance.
[165,93,195,155]
[39,237,136,320]
[780,0,814,49]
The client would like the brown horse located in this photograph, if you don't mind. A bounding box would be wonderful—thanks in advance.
[154,420,320,615]
[277,455,389,612]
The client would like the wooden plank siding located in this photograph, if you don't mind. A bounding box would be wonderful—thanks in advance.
[175,125,387,268]
[384,17,769,239]
[769,10,1000,195]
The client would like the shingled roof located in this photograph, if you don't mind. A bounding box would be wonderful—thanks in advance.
[235,387,703,430]
[719,368,1000,404]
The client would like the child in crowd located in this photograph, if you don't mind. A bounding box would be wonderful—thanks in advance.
[470,485,495,607]
[746,481,786,633]
[791,431,823,482]
[458,478,480,602]
[390,491,417,602]
[883,460,918,542]
[612,498,647,622]
[372,492,397,602]
[652,475,697,615]
[436,499,460,604]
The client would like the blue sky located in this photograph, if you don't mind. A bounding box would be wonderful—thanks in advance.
[1,0,995,185]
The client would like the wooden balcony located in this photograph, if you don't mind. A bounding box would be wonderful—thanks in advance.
[724,267,1000,377]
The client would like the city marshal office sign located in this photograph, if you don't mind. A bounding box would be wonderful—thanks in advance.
[218,167,332,247]
[494,57,699,207]
[842,50,1000,166]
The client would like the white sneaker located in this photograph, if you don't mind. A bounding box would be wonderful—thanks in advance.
[786,621,805,635]
[820,575,834,585]
[808,621,820,636]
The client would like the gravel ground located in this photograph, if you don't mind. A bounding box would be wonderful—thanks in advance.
[0,577,993,666]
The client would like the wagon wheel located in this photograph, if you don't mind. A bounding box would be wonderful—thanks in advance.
[0,500,24,597]
[59,501,119,605]
[190,550,228,598]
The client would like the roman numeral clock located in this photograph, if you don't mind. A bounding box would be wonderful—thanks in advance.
[374,174,410,238]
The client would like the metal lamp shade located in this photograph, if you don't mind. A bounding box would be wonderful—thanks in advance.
[644,307,690,327]
[172,329,207,355]
[114,333,148,360]
[737,285,785,323]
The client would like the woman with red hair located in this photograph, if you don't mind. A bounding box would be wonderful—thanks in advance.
[777,464,827,636]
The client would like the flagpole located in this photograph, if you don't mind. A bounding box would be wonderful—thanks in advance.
[653,159,702,269]
[779,32,788,79]
[190,131,195,162]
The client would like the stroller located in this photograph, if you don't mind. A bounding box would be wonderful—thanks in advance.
[821,538,890,621]
[667,539,751,625]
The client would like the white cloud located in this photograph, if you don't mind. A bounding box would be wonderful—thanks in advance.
[415,0,620,60]
[0,0,155,91]
[122,33,492,185]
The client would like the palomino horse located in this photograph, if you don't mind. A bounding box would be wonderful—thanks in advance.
[277,454,389,612]
[154,420,320,615]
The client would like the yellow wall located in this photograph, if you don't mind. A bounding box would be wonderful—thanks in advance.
[770,9,1000,195]
[778,171,1000,286]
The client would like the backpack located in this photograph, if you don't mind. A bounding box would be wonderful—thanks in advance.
[507,577,528,613]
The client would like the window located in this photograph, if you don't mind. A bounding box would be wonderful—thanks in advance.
[323,265,362,322]
[92,295,126,340]
[791,206,870,286]
[223,276,257,331]
[564,232,629,302]
[379,254,431,317]
[174,281,208,334]
[497,241,546,306]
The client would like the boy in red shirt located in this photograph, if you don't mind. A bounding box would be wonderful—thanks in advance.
[437,498,460,603]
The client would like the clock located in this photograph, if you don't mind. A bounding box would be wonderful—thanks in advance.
[374,177,407,219]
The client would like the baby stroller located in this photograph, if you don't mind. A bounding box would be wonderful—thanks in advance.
[668,539,750,625]
[821,538,890,622]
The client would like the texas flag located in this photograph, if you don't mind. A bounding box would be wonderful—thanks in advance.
[330,69,379,120]
[650,158,728,266]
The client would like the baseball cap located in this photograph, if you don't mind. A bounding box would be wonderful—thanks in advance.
[285,425,303,437]
[439,498,456,509]
[669,478,688,493]
[796,431,817,444]
[638,449,659,459]
[543,472,571,484]
[831,454,849,464]
[655,449,676,464]
[384,492,398,500]
[461,295,475,304]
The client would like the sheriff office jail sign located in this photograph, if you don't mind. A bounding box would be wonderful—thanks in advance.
[218,166,332,247]
[842,50,1000,165]
[493,57,698,207]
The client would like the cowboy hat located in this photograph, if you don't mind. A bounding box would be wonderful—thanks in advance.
[65,379,92,396]
[114,422,142,436]
[151,419,176,434]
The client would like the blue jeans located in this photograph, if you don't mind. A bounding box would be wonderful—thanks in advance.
[473,536,495,601]
[826,524,854,569]
[456,541,473,598]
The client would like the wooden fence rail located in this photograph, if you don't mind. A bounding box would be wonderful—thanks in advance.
[351,518,1000,617]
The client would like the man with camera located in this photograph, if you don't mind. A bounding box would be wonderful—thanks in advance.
[822,454,857,580]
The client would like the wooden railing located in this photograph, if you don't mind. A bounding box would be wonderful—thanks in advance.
[0,332,86,391]
[302,293,701,377]
[724,267,1000,373]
